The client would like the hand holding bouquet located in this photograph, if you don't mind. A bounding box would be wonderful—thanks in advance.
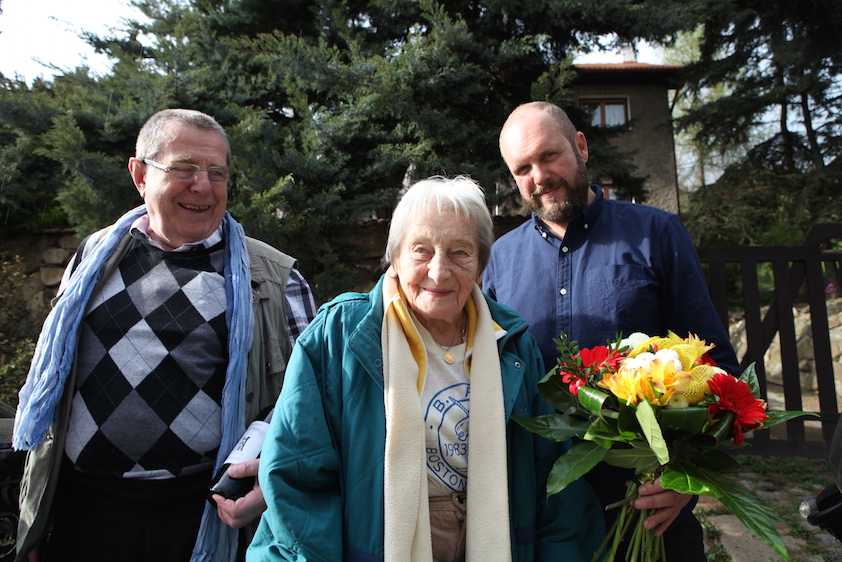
[514,331,814,562]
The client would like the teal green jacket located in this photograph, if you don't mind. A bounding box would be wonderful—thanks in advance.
[248,277,605,561]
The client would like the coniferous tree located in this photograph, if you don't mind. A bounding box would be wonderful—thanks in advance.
[2,0,714,299]
[678,0,842,246]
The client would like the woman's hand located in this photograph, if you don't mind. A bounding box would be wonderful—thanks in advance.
[633,477,692,536]
[211,459,268,529]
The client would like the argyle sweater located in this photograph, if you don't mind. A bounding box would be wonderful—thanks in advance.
[63,237,228,479]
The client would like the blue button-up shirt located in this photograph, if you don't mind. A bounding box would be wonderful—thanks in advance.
[483,185,739,376]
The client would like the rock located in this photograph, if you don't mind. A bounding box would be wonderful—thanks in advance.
[41,248,73,266]
[57,234,81,250]
[39,266,65,287]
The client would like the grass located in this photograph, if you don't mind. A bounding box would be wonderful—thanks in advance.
[732,455,833,489]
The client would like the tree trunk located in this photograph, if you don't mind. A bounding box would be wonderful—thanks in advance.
[801,91,825,169]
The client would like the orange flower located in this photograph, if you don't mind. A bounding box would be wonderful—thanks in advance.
[707,373,768,445]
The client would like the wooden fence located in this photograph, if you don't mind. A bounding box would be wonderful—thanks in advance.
[697,223,842,458]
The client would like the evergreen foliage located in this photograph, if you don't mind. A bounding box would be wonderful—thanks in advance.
[678,0,842,246]
[4,0,684,301]
[2,0,841,299]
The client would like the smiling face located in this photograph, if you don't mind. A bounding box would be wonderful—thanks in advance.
[128,121,228,250]
[500,106,592,232]
[391,208,480,337]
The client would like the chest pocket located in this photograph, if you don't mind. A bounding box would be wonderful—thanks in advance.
[585,264,659,331]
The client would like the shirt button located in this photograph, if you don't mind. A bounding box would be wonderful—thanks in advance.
[560,288,567,295]
[542,232,548,239]
[584,223,589,229]
[562,246,569,253]
[246,391,254,402]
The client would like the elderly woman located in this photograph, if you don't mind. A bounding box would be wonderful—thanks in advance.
[247,176,604,561]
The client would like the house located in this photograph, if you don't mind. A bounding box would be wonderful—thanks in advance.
[572,54,682,214]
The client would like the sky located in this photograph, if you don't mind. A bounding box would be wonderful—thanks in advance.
[0,0,660,84]
[0,0,147,83]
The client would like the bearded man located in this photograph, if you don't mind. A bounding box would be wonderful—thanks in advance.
[482,101,739,561]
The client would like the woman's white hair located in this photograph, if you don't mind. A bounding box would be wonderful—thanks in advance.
[382,175,494,273]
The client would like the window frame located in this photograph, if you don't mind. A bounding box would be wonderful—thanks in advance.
[580,98,630,128]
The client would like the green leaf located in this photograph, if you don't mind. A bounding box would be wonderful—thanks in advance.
[660,466,718,496]
[635,401,669,465]
[691,448,742,472]
[511,413,589,442]
[706,411,737,444]
[578,386,611,420]
[760,410,819,430]
[667,459,790,561]
[537,369,579,413]
[585,420,636,443]
[603,447,660,472]
[659,407,708,438]
[739,362,761,397]
[546,441,607,497]
[616,402,641,435]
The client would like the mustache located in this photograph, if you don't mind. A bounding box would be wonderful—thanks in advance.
[534,177,570,197]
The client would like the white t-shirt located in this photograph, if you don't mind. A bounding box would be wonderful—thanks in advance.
[415,321,470,496]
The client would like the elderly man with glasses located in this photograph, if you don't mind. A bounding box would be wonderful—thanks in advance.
[13,108,316,562]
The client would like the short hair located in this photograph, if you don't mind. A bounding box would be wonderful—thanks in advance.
[504,101,579,148]
[382,176,494,274]
[135,108,231,165]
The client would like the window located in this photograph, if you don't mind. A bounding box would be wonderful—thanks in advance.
[581,99,628,128]
[601,184,631,202]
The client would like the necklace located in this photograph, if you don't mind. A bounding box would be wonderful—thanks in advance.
[437,326,466,364]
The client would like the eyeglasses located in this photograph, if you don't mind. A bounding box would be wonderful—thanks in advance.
[143,159,230,183]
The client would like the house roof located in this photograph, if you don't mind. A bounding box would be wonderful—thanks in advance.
[573,62,683,87]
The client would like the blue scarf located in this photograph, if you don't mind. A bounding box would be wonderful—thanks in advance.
[14,205,254,562]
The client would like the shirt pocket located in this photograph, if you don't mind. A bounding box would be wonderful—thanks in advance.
[584,264,659,331]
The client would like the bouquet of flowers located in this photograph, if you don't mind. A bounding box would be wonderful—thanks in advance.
[514,331,814,562]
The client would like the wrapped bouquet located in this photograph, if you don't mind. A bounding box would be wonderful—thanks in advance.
[514,331,813,562]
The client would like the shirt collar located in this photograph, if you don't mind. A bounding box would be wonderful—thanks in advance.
[130,214,224,251]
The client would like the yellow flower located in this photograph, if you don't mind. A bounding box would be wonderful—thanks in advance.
[599,358,691,407]
[628,332,715,371]
[681,333,715,359]
[598,368,642,406]
[629,336,672,358]
[671,344,703,371]
[669,364,727,408]
[643,358,692,407]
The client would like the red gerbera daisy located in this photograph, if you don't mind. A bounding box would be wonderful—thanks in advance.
[578,346,611,369]
[707,373,767,445]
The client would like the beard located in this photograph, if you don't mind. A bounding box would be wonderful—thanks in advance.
[524,156,590,225]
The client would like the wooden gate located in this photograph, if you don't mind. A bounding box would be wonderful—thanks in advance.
[697,223,842,457]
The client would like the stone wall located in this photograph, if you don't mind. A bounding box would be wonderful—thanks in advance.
[0,231,81,324]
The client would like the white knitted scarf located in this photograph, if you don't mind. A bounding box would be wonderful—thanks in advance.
[381,278,512,562]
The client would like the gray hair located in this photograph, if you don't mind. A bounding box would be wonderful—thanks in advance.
[382,175,494,273]
[135,108,231,165]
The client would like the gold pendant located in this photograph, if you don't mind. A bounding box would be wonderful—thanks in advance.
[443,351,455,364]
